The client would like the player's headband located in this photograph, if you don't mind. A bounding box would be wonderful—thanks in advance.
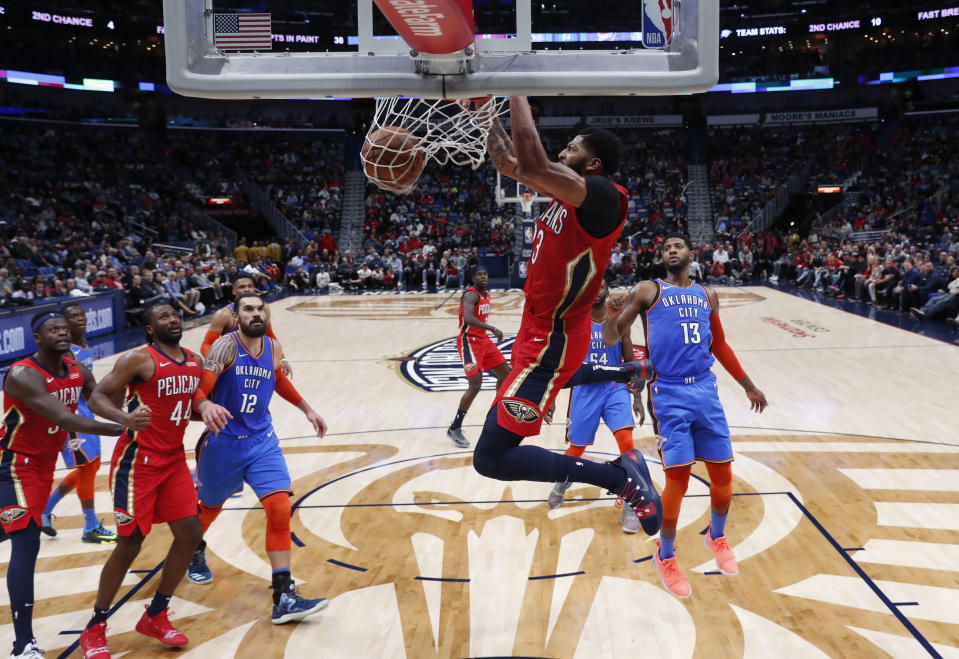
[474,266,487,273]
[31,311,65,333]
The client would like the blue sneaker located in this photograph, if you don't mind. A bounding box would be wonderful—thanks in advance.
[608,449,662,536]
[187,547,213,584]
[271,584,329,624]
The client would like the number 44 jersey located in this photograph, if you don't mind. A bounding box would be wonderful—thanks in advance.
[125,345,201,453]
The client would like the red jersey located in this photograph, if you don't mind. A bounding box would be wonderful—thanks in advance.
[523,185,627,330]
[125,345,201,454]
[459,285,491,339]
[1,356,83,464]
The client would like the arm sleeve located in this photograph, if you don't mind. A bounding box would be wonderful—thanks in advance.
[709,314,746,381]
[576,176,622,239]
[200,330,220,356]
[192,368,219,407]
[274,369,304,407]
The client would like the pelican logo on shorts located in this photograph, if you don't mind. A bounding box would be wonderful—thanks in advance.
[115,511,135,526]
[394,335,516,393]
[501,398,541,424]
[0,507,28,523]
[642,0,672,49]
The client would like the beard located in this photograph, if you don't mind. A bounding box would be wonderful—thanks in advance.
[241,322,267,338]
[152,328,182,345]
[592,293,607,309]
[564,157,586,176]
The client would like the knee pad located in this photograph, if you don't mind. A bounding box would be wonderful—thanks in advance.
[262,493,292,553]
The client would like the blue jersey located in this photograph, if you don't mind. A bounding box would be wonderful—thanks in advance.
[210,332,275,438]
[644,280,715,378]
[70,342,94,419]
[585,319,622,367]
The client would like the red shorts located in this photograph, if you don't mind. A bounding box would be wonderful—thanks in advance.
[0,450,55,533]
[491,314,590,437]
[457,332,506,376]
[109,439,197,537]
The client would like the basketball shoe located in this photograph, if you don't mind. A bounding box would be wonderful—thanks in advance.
[704,525,739,576]
[186,547,213,585]
[271,582,329,624]
[653,540,691,598]
[547,480,571,509]
[620,505,639,534]
[135,606,188,646]
[40,513,56,537]
[10,639,45,659]
[608,449,662,535]
[82,524,117,544]
[79,622,110,659]
[447,427,469,448]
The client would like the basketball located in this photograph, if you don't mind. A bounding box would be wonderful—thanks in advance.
[361,125,426,193]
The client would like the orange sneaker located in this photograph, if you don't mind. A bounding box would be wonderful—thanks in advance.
[135,606,188,647]
[704,526,739,576]
[653,540,691,598]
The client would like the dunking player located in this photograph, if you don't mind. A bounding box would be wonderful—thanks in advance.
[447,266,510,448]
[188,293,329,624]
[200,276,292,377]
[80,303,229,657]
[1,312,123,659]
[472,95,662,534]
[607,233,768,598]
[41,303,117,543]
[546,280,645,534]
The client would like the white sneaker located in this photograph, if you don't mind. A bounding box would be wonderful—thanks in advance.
[11,640,44,659]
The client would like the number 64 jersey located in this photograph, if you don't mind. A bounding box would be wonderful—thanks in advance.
[124,345,201,454]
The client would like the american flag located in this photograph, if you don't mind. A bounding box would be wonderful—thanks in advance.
[213,13,272,51]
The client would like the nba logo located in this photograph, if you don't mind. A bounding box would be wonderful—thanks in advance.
[642,0,673,49]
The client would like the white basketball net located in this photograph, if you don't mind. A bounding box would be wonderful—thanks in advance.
[363,96,507,193]
[519,192,535,216]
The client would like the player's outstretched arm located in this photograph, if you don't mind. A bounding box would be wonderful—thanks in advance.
[192,338,236,435]
[270,338,326,437]
[505,97,589,207]
[200,307,231,356]
[87,350,153,431]
[6,365,124,436]
[606,281,657,346]
[704,287,768,413]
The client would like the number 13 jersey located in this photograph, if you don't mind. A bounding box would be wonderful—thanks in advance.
[643,279,715,378]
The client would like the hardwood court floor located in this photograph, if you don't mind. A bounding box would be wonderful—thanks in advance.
[2,286,958,658]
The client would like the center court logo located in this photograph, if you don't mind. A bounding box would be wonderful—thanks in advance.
[393,334,516,392]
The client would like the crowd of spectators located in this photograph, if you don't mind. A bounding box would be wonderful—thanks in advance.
[2,111,957,334]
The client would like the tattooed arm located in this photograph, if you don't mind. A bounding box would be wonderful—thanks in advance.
[192,336,236,434]
[486,108,542,194]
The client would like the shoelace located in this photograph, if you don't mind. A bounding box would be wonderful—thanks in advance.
[711,536,731,554]
[660,557,680,578]
[614,478,644,511]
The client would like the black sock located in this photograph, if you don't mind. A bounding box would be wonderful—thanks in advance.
[272,570,293,604]
[564,362,631,388]
[88,607,109,628]
[196,539,206,553]
[146,592,172,617]
[8,522,41,653]
[449,409,467,430]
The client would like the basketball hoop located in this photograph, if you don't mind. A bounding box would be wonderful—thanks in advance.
[519,192,535,216]
[362,96,507,193]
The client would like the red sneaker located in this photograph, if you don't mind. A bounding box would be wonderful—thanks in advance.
[704,526,739,576]
[79,621,110,659]
[135,606,188,647]
[652,540,691,598]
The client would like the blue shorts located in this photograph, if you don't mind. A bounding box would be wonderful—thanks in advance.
[567,382,634,446]
[61,401,101,468]
[195,427,291,507]
[649,371,731,469]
